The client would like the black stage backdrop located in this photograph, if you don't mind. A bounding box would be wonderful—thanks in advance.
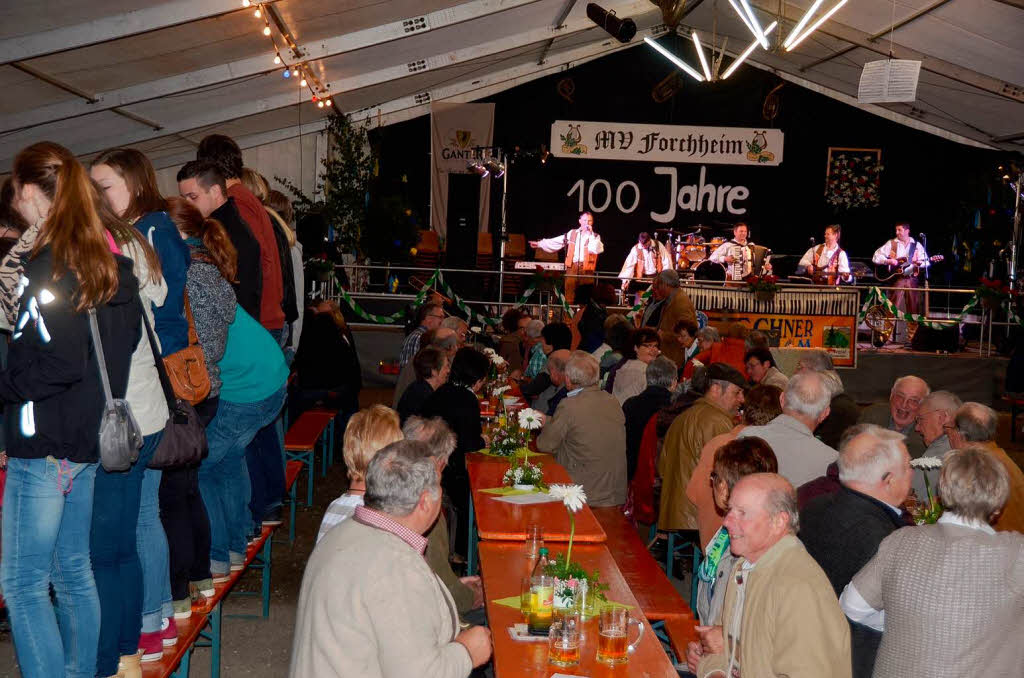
[370,43,1013,282]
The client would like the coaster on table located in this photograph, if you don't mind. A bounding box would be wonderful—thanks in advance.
[507,624,548,642]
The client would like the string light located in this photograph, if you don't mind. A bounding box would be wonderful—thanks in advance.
[262,25,271,36]
[242,0,250,6]
[325,99,333,107]
[273,54,281,64]
[254,8,261,18]
[250,4,332,109]
[300,77,307,87]
[282,68,290,78]
[292,67,299,76]
[317,100,325,108]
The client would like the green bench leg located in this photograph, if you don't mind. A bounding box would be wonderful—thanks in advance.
[327,418,336,467]
[170,647,191,678]
[261,537,273,618]
[289,479,297,543]
[210,602,222,678]
[466,493,478,576]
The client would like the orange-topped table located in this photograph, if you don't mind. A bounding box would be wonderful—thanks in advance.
[478,541,677,678]
[467,454,606,544]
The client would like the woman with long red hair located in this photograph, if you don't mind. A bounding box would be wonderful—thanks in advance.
[0,141,141,678]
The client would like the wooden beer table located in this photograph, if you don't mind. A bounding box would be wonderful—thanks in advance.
[478,541,678,678]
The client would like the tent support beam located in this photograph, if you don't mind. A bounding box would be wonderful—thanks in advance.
[799,0,954,71]
[749,0,1024,104]
[537,0,579,65]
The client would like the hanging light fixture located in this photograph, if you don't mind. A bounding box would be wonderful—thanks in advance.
[644,36,704,82]
[737,0,769,48]
[727,0,764,46]
[786,0,849,51]
[691,31,712,81]
[723,21,777,79]
[783,0,825,48]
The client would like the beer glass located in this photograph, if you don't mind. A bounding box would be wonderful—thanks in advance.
[519,577,532,617]
[525,524,542,559]
[596,606,645,665]
[528,575,554,634]
[547,618,580,667]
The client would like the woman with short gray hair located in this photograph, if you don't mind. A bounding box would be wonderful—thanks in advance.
[841,446,1024,678]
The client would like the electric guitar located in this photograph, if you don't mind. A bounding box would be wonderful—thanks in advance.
[874,255,943,282]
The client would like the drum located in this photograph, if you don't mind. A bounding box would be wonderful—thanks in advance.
[693,260,726,281]
[673,243,690,269]
[708,237,726,248]
[685,244,708,263]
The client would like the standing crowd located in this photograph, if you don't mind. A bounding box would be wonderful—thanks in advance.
[294,273,1024,678]
[0,134,306,678]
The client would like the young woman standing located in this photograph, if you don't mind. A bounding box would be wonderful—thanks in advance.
[0,141,141,678]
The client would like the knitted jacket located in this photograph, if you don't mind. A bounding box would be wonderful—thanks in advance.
[184,242,236,398]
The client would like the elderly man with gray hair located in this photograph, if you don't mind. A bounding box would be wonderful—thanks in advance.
[801,424,913,678]
[537,351,628,506]
[739,371,839,487]
[841,447,1024,678]
[795,349,861,449]
[948,402,1024,534]
[687,473,852,678]
[640,268,697,368]
[290,440,492,678]
[859,375,929,458]
[909,390,961,499]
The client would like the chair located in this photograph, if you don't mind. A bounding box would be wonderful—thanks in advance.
[648,524,702,612]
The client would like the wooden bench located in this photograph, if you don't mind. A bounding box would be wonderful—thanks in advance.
[591,507,692,621]
[663,614,700,666]
[285,460,303,544]
[284,410,335,506]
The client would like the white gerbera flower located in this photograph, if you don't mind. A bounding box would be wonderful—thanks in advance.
[489,353,506,366]
[911,457,943,470]
[470,326,482,334]
[493,385,511,396]
[548,484,587,512]
[517,408,544,430]
[482,347,496,355]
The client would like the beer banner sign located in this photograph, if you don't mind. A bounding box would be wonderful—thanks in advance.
[430,102,496,239]
[551,120,784,167]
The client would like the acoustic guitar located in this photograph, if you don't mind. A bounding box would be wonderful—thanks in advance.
[874,255,943,283]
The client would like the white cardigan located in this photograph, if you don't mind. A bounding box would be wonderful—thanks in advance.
[122,239,170,437]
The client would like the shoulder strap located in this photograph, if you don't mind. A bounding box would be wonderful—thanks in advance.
[140,301,177,409]
[888,239,898,259]
[183,289,199,346]
[87,308,115,406]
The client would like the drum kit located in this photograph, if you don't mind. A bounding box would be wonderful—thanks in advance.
[655,225,726,281]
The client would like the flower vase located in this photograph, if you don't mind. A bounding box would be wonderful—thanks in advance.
[513,484,534,492]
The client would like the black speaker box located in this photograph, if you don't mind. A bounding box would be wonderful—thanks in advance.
[445,173,482,269]
[911,323,960,353]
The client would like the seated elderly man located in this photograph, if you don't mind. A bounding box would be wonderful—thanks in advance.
[290,440,492,678]
[910,390,961,500]
[440,316,470,345]
[800,424,912,678]
[393,327,458,406]
[948,402,1024,534]
[531,349,570,416]
[738,371,838,487]
[622,355,677,481]
[520,323,573,404]
[841,447,1024,678]
[537,351,627,507]
[687,473,851,678]
[858,375,929,458]
[744,347,789,390]
[521,318,547,379]
[795,350,860,450]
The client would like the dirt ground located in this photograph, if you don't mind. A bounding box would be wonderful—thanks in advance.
[1,389,1022,677]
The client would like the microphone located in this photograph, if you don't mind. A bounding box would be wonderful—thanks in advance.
[918,232,927,241]
[809,237,816,246]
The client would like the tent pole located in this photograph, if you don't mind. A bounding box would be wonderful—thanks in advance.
[497,153,509,303]
[1012,170,1023,286]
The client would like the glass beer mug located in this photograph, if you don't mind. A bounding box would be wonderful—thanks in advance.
[547,616,581,667]
[596,606,645,665]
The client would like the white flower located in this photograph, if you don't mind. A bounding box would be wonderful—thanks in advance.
[911,456,943,470]
[549,484,587,512]
[493,385,511,396]
[470,326,482,334]
[518,408,544,430]
[489,353,506,366]
[482,347,496,355]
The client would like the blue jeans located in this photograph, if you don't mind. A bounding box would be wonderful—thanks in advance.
[91,432,159,675]
[137,432,171,634]
[200,385,286,572]
[1,457,99,678]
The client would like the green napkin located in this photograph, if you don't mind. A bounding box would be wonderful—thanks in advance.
[475,448,546,458]
[492,596,633,611]
[478,487,539,496]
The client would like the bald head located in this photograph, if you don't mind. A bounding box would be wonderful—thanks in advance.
[915,390,962,446]
[722,473,797,563]
[838,424,913,506]
[951,402,998,447]
[430,327,458,355]
[548,349,571,387]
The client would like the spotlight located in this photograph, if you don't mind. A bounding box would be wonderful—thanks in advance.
[586,3,637,43]
[484,158,506,178]
[467,161,489,178]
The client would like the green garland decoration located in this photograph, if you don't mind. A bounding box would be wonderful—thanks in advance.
[857,286,987,329]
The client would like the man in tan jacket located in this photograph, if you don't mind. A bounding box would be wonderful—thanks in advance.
[658,363,746,531]
[640,269,698,368]
[289,440,492,678]
[537,350,627,507]
[687,474,851,678]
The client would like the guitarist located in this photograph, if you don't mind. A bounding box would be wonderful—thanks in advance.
[872,222,930,341]
[798,224,852,285]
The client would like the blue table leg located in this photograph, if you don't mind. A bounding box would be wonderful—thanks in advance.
[328,418,336,466]
[170,647,191,678]
[320,432,328,478]
[306,451,314,507]
[466,493,477,576]
[261,537,273,618]
[210,602,222,678]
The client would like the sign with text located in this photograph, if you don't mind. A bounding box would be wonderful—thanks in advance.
[551,120,784,166]
[705,310,856,367]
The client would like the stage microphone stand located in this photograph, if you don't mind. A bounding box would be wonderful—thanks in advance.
[920,232,930,318]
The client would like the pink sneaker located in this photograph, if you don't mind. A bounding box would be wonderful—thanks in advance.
[161,617,178,647]
[138,631,164,662]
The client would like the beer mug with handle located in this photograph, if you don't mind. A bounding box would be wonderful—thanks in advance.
[597,606,645,665]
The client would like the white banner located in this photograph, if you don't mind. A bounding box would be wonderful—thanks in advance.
[550,120,784,166]
[430,102,495,240]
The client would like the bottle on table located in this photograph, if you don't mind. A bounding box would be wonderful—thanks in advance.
[528,547,554,634]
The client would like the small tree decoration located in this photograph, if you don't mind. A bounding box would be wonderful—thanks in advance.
[910,457,944,524]
[503,460,545,491]
[544,484,608,610]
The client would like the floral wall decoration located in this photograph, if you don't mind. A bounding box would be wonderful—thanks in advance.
[825,147,883,209]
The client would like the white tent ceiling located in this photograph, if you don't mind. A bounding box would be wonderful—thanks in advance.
[0,0,1021,174]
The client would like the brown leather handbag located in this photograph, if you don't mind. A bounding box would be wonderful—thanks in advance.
[162,291,211,405]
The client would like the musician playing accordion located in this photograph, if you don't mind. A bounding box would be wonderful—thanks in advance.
[709,222,766,281]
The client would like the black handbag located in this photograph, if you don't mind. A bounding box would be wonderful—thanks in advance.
[141,307,207,469]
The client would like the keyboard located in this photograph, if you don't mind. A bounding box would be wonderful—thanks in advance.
[513,261,566,271]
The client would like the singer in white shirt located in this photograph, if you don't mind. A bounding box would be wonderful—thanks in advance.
[798,224,852,284]
[871,222,929,316]
[530,212,604,302]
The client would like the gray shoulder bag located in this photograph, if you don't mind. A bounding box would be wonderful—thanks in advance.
[88,307,143,471]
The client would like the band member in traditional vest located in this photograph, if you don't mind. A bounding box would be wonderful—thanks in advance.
[798,224,852,285]
[872,222,930,342]
[618,232,672,301]
[530,211,604,303]
[710,222,755,281]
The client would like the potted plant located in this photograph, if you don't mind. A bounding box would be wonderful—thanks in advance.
[543,485,608,613]
[975,277,1010,311]
[744,273,780,302]
[909,457,943,524]
[502,460,545,491]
